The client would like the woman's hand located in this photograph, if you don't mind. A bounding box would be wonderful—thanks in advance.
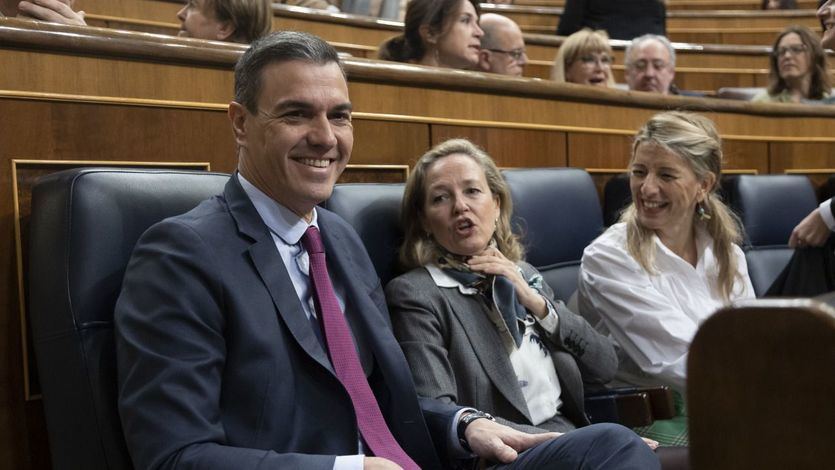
[467,247,548,318]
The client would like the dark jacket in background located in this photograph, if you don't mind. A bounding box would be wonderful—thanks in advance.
[556,0,666,40]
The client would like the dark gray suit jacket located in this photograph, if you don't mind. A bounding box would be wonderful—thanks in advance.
[115,175,459,470]
[386,263,617,434]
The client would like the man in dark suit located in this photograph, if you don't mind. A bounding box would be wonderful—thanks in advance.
[115,31,659,469]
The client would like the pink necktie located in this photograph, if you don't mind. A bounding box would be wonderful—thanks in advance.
[302,226,420,469]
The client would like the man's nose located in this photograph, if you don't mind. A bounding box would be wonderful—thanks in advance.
[307,115,337,148]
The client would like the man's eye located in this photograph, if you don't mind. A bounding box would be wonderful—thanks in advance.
[631,169,646,177]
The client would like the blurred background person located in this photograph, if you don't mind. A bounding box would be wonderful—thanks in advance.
[762,0,798,9]
[177,0,272,44]
[477,13,527,76]
[378,0,484,70]
[624,34,676,95]
[753,25,830,103]
[12,0,85,25]
[557,0,666,41]
[578,111,754,445]
[551,28,615,87]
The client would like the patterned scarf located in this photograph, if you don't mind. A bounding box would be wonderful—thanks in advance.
[437,252,528,348]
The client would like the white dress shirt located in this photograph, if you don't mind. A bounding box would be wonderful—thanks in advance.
[239,176,468,467]
[819,198,835,231]
[577,222,754,394]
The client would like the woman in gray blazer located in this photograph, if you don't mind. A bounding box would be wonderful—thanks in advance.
[385,138,619,434]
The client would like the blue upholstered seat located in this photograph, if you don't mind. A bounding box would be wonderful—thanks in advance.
[730,174,817,296]
[502,168,605,301]
[28,168,230,469]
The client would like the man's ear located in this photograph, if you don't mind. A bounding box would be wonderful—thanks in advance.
[477,49,491,72]
[228,101,249,147]
[215,21,236,41]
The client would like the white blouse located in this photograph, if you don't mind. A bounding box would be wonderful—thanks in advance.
[578,223,754,393]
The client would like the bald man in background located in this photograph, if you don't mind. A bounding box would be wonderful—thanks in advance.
[477,13,528,76]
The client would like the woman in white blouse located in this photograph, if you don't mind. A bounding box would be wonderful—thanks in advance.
[578,111,755,445]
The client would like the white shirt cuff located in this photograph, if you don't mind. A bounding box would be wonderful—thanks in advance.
[819,199,835,231]
[535,298,559,334]
[448,408,477,459]
[334,454,365,470]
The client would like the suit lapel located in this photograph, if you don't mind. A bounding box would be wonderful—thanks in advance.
[442,288,533,423]
[224,175,334,375]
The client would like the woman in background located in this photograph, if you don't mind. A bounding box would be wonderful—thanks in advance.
[753,25,830,103]
[551,28,615,87]
[378,0,484,70]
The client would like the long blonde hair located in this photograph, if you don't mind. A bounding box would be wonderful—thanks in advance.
[399,139,524,270]
[621,111,743,301]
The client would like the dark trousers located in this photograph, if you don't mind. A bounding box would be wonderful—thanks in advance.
[491,423,661,470]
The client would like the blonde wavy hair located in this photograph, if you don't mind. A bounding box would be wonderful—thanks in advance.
[399,139,524,270]
[620,111,743,301]
[551,28,615,86]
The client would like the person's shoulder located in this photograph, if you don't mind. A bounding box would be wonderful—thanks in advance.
[386,266,432,292]
[589,222,627,249]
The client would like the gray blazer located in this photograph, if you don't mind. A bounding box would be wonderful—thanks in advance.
[386,263,617,434]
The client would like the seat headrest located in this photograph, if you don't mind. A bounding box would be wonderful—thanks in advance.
[502,168,604,267]
[731,175,817,246]
[29,168,230,335]
[322,183,405,285]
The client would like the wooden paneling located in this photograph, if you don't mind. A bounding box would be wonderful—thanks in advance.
[4,20,835,470]
[74,0,181,23]
[430,125,568,167]
[769,142,835,174]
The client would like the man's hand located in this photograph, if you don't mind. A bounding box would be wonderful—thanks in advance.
[464,417,560,464]
[363,457,402,469]
[17,0,86,26]
[789,208,831,248]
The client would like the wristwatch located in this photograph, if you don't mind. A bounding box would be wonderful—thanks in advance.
[457,410,495,452]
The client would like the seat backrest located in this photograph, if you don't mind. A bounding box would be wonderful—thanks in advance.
[729,175,817,297]
[603,173,630,227]
[502,168,604,301]
[321,183,405,286]
[731,174,817,247]
[688,299,835,469]
[28,168,230,469]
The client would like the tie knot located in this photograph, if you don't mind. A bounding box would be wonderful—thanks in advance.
[302,225,325,255]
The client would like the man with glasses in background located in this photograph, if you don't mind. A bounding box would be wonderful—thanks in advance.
[477,13,528,77]
[624,34,676,95]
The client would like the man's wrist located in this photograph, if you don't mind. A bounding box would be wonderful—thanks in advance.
[457,410,495,452]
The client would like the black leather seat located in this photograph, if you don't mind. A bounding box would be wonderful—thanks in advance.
[321,183,405,286]
[502,168,605,301]
[28,168,230,469]
[730,175,817,296]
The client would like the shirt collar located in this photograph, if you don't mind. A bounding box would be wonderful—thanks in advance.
[238,173,318,245]
[425,264,479,295]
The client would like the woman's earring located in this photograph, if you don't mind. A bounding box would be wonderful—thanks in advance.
[697,201,711,221]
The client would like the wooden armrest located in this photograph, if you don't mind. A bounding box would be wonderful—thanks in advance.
[584,385,676,427]
[584,391,653,428]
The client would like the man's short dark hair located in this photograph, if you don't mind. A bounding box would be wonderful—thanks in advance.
[234,31,343,113]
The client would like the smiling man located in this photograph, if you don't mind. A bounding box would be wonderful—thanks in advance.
[115,31,660,470]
